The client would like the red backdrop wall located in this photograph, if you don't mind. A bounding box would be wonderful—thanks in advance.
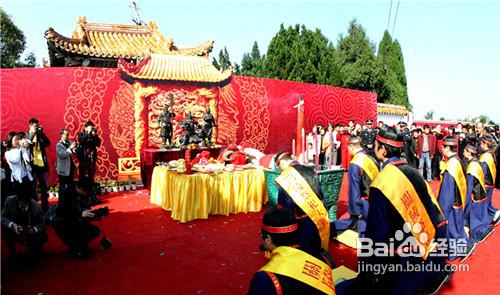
[1,68,376,183]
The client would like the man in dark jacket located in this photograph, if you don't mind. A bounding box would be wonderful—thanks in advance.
[27,118,51,212]
[54,178,101,258]
[1,183,48,258]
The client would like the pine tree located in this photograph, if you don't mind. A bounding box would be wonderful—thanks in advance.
[218,47,232,70]
[376,31,410,107]
[212,57,220,70]
[1,8,27,68]
[335,19,382,92]
[262,23,339,84]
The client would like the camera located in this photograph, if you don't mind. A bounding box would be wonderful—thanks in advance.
[90,206,109,220]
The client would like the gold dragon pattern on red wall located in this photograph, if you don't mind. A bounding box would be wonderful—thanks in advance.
[63,68,118,180]
[217,84,239,145]
[235,77,270,151]
[108,81,135,157]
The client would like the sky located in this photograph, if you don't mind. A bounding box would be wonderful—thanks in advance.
[2,0,499,122]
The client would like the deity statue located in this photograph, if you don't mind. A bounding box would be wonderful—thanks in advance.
[157,93,176,148]
[202,107,217,146]
[178,112,200,148]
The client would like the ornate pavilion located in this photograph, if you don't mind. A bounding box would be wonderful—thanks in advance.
[377,102,410,126]
[44,17,232,180]
[44,16,216,68]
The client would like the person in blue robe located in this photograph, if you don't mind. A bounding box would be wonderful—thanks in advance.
[336,128,451,295]
[275,152,327,258]
[437,136,475,261]
[463,144,494,243]
[332,136,379,238]
[479,135,500,226]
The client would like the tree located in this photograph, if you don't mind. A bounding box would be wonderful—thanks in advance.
[376,30,410,107]
[19,51,37,68]
[240,41,264,77]
[1,8,27,68]
[424,111,434,120]
[263,24,340,84]
[211,47,232,71]
[233,63,241,75]
[212,57,220,70]
[479,115,491,124]
[218,47,232,70]
[335,20,382,92]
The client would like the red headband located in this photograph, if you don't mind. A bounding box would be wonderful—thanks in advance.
[262,223,298,234]
[482,137,495,145]
[465,145,477,154]
[376,135,404,148]
[443,141,457,147]
[275,153,287,167]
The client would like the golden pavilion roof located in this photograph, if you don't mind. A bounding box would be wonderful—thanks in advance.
[119,54,232,84]
[377,103,409,116]
[45,16,213,61]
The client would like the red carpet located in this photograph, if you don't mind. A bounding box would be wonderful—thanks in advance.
[2,176,499,294]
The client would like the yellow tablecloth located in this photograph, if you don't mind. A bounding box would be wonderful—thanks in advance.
[150,167,268,223]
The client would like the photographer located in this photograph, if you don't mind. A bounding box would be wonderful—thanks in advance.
[77,121,100,186]
[27,118,51,212]
[4,132,33,193]
[1,138,15,207]
[1,183,48,258]
[56,128,77,190]
[54,177,101,258]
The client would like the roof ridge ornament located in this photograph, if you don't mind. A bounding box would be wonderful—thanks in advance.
[72,16,87,40]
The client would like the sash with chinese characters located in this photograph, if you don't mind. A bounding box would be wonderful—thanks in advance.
[275,166,330,250]
[371,164,437,260]
[479,152,497,185]
[443,157,467,208]
[467,160,486,195]
[350,152,379,181]
[259,246,335,295]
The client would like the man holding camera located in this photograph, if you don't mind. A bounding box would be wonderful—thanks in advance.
[54,177,101,258]
[1,183,48,259]
[27,118,51,212]
[56,128,77,190]
[77,121,101,192]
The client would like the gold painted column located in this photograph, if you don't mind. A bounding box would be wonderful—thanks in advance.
[133,82,158,157]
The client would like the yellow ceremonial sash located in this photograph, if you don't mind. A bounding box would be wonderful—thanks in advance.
[33,144,44,167]
[259,246,335,295]
[350,152,379,181]
[467,160,486,195]
[443,157,467,208]
[371,164,437,260]
[480,152,497,185]
[275,166,330,250]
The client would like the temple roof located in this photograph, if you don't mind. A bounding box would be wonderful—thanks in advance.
[119,54,232,84]
[45,17,213,64]
[377,103,409,116]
